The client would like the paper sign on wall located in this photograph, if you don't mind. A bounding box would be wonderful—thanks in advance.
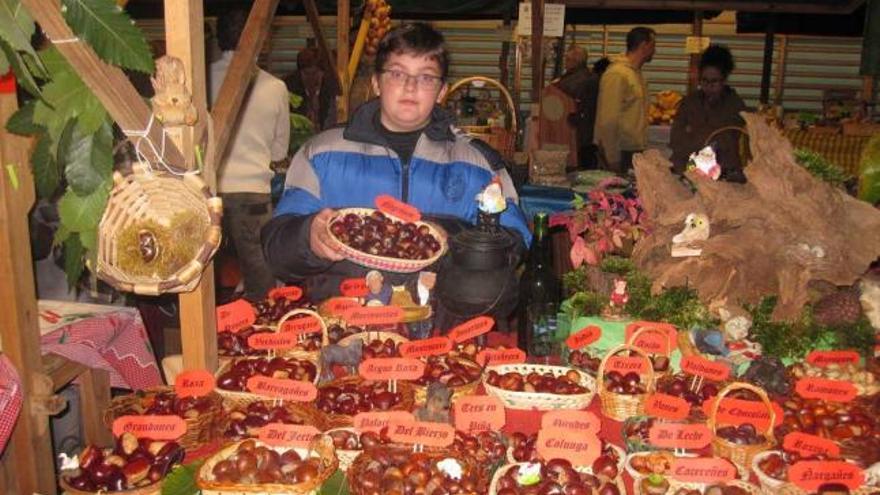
[268,286,302,301]
[112,415,186,440]
[536,428,601,466]
[453,395,505,432]
[566,325,601,350]
[174,369,215,398]
[448,316,494,343]
[387,420,455,447]
[340,278,369,298]
[476,347,526,366]
[259,423,320,448]
[516,2,565,37]
[358,358,425,381]
[246,376,318,402]
[399,337,452,358]
[375,195,421,223]
[216,299,256,333]
[353,411,416,433]
[685,36,711,54]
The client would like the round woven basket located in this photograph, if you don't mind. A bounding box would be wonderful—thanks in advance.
[220,402,329,440]
[489,461,626,495]
[414,355,483,404]
[751,450,878,495]
[347,445,487,495]
[338,330,409,350]
[197,438,338,494]
[709,382,775,478]
[102,386,222,451]
[275,309,330,363]
[214,355,320,410]
[668,479,761,495]
[60,477,162,495]
[597,344,657,421]
[441,76,519,161]
[324,427,361,472]
[97,164,222,295]
[482,363,597,410]
[324,208,448,273]
[315,375,417,429]
[626,326,676,380]
[625,451,699,495]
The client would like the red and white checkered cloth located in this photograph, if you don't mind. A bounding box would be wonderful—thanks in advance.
[0,353,22,453]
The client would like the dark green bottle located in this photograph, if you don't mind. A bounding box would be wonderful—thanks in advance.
[517,212,561,358]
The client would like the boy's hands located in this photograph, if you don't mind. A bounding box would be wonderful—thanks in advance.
[309,209,345,261]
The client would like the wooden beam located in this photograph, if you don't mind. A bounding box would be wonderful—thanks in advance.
[530,0,545,103]
[688,11,703,93]
[0,88,56,495]
[21,0,187,172]
[759,16,776,105]
[304,0,342,96]
[774,35,788,105]
[79,367,112,447]
[209,0,281,166]
[559,0,865,14]
[499,17,513,90]
[348,11,372,86]
[337,0,350,122]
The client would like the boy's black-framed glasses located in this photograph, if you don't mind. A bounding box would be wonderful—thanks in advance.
[380,69,444,90]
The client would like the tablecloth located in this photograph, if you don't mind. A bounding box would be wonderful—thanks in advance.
[0,354,22,453]
[783,128,870,175]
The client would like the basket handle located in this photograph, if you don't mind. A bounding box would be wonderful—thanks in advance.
[596,343,657,393]
[708,381,776,441]
[277,308,330,347]
[626,325,674,356]
[441,76,518,137]
[703,126,747,147]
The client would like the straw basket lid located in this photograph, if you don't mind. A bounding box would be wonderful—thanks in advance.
[97,163,222,295]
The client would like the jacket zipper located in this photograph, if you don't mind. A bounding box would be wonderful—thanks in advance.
[401,158,410,203]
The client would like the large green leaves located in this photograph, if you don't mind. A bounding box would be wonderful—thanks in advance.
[62,120,112,196]
[5,99,42,135]
[32,133,61,198]
[63,232,85,288]
[61,0,154,73]
[58,184,108,234]
[33,52,107,140]
[0,0,37,57]
[0,37,41,96]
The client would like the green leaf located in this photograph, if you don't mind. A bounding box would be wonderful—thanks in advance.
[0,0,37,57]
[62,120,112,195]
[0,37,41,97]
[63,232,85,288]
[161,462,201,495]
[34,65,106,139]
[5,99,42,135]
[318,469,349,495]
[859,133,880,204]
[0,49,8,74]
[32,132,61,198]
[61,0,154,73]
[58,185,108,233]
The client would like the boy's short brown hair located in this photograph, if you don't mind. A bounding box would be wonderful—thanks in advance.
[374,22,450,79]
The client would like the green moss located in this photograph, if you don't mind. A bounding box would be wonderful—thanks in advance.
[794,148,852,188]
[564,291,607,319]
[599,256,636,275]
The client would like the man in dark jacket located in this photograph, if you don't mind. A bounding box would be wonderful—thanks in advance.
[555,45,600,169]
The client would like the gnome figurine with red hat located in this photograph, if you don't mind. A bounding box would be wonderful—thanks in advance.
[475,176,507,230]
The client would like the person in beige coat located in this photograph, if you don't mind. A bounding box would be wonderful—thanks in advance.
[593,27,656,174]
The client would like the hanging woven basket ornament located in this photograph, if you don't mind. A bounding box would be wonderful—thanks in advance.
[96,162,222,295]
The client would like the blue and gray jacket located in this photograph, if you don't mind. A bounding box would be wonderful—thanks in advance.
[261,99,530,302]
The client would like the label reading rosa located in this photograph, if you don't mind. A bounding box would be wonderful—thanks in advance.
[375,194,421,223]
[353,411,416,433]
[246,376,318,402]
[645,393,691,421]
[279,315,324,336]
[475,348,526,367]
[783,432,841,458]
[387,420,454,447]
[788,461,864,491]
[806,350,860,367]
[259,423,320,448]
[399,337,453,358]
[340,278,369,298]
[112,415,186,440]
[268,286,303,301]
[216,299,256,333]
[625,322,677,354]
[671,457,737,483]
[447,316,494,343]
[343,306,404,326]
[174,369,215,398]
[324,297,359,316]
[605,356,651,374]
[648,423,713,449]
[540,410,601,434]
[680,355,731,382]
[453,395,505,433]
[248,332,298,350]
[702,397,784,429]
[795,377,857,402]
[566,325,602,350]
[358,358,425,381]
[536,428,601,466]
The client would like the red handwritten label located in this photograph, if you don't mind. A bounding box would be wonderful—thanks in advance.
[605,356,651,374]
[783,432,841,458]
[649,423,713,449]
[541,410,601,434]
[795,377,857,403]
[625,322,677,354]
[324,297,360,316]
[671,457,737,483]
[702,397,784,429]
[246,376,317,402]
[399,337,453,358]
[645,393,691,421]
[216,299,256,333]
[566,325,602,350]
[358,358,425,381]
[447,316,494,343]
[174,369,215,398]
[788,461,864,491]
[259,423,320,448]
[343,306,404,326]
[340,278,369,298]
[680,355,731,382]
[353,411,416,433]
[806,350,860,367]
[536,428,601,466]
[476,348,526,366]
[387,420,454,447]
[248,332,298,350]
[268,286,303,301]
[375,195,422,223]
[453,396,505,433]
[280,315,324,336]
[112,415,186,440]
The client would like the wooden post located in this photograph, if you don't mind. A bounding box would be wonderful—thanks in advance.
[864,75,875,103]
[759,15,776,105]
[337,0,350,122]
[688,11,703,92]
[602,24,609,58]
[0,85,57,495]
[304,0,342,96]
[164,0,218,372]
[499,16,513,90]
[530,0,545,103]
[774,35,788,106]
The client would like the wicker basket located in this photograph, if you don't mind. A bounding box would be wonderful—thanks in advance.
[489,462,626,495]
[626,326,676,380]
[103,386,222,451]
[505,443,626,475]
[275,309,330,363]
[337,330,409,350]
[348,445,487,495]
[324,208,448,273]
[709,382,775,478]
[324,427,361,472]
[597,344,657,422]
[625,451,699,495]
[315,375,417,429]
[751,450,878,495]
[482,363,597,411]
[669,479,762,495]
[197,438,338,494]
[220,402,329,440]
[214,355,320,409]
[441,76,519,161]
[60,478,162,495]
[96,164,222,295]
[414,355,483,404]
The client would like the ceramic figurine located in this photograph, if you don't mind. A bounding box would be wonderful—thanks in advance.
[364,270,392,306]
[475,176,507,229]
[671,213,710,257]
[151,56,198,126]
[413,381,452,424]
[718,306,761,361]
[601,277,629,320]
[318,339,363,383]
[687,145,721,180]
